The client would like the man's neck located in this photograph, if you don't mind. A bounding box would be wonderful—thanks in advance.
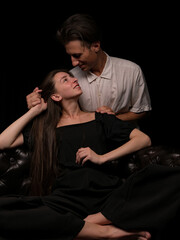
[91,50,107,76]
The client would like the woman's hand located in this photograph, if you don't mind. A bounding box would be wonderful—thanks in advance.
[29,97,47,117]
[76,147,103,165]
[26,87,42,109]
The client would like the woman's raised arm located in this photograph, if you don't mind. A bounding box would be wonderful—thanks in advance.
[0,99,47,150]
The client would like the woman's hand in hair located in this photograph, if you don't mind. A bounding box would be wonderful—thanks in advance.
[29,97,47,117]
[26,87,42,109]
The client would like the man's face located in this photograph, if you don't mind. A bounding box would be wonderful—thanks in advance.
[65,40,99,72]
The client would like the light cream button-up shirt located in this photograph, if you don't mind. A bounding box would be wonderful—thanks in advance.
[70,53,152,113]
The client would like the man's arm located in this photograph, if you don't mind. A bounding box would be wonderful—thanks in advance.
[96,106,151,122]
[116,111,150,121]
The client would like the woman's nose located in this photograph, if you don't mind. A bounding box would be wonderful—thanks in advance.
[72,78,78,83]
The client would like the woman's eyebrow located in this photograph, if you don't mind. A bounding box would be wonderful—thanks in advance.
[60,75,68,82]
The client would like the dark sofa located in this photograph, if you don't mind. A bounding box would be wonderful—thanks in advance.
[0,145,180,240]
[0,144,180,196]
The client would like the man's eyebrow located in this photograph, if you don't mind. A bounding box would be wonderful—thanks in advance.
[72,53,81,57]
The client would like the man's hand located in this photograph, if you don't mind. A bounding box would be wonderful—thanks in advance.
[26,87,42,109]
[96,106,115,115]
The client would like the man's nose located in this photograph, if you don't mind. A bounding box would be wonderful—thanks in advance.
[71,57,79,67]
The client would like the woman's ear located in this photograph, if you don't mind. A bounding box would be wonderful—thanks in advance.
[51,94,62,102]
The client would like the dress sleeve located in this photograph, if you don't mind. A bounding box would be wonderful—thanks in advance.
[96,112,136,145]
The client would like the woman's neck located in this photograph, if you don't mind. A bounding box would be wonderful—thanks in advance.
[58,107,95,127]
[60,100,80,117]
[62,108,83,119]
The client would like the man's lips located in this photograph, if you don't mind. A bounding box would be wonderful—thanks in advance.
[79,64,85,70]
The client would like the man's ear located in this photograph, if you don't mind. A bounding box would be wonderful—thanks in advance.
[51,94,62,102]
[91,41,100,53]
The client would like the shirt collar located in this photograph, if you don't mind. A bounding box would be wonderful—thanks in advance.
[86,52,112,83]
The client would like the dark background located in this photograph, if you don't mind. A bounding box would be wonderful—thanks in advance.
[1,2,179,147]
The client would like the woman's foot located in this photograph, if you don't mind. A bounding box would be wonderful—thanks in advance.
[75,221,151,239]
[104,224,151,239]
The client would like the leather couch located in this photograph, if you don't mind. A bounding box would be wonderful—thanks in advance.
[0,146,31,196]
[0,144,180,240]
[0,144,180,196]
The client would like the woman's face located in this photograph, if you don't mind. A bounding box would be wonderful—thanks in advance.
[53,71,82,100]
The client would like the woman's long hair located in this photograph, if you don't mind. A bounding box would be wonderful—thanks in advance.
[29,69,69,196]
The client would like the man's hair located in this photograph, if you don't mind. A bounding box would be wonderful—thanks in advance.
[56,13,102,47]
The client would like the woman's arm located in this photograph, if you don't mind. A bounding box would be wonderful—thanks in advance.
[0,99,47,150]
[101,128,151,163]
[76,128,151,165]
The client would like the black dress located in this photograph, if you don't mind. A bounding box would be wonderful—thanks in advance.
[0,112,134,239]
[42,112,135,218]
[0,112,180,240]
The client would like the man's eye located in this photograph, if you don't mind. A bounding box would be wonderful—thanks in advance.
[72,54,81,59]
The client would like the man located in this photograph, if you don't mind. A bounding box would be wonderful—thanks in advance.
[27,13,152,126]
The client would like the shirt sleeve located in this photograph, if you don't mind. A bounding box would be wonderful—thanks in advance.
[130,66,152,113]
[96,112,136,146]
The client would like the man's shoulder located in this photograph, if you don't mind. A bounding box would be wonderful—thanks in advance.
[110,55,140,69]
[70,66,84,76]
[70,67,88,82]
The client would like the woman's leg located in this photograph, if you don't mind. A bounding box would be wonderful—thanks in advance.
[84,212,111,225]
[0,199,84,239]
[75,221,151,239]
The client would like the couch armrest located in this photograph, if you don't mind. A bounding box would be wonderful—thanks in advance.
[128,145,180,173]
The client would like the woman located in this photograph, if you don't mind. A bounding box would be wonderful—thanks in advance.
[0,69,152,240]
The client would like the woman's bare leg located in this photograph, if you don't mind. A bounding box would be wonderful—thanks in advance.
[84,212,111,225]
[75,221,151,239]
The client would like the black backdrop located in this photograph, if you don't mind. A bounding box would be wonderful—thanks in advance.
[1,2,179,147]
